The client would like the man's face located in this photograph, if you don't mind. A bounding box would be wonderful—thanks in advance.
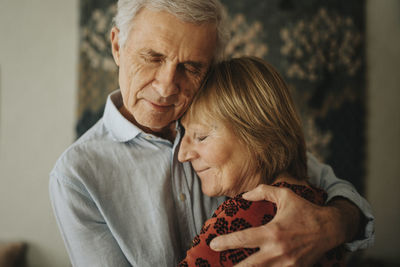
[111,8,217,133]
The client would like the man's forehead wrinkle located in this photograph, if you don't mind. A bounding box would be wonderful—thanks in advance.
[139,41,208,69]
[143,49,164,58]
[125,7,216,74]
[156,25,211,65]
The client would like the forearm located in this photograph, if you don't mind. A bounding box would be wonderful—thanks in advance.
[307,152,375,250]
[326,197,363,246]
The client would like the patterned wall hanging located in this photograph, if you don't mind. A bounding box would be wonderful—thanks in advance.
[77,0,366,193]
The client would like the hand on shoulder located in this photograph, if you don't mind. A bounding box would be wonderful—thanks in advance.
[210,184,346,267]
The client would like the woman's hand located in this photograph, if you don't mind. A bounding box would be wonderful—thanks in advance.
[209,184,360,267]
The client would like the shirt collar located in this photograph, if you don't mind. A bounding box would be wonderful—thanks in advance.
[103,90,141,142]
[103,90,181,143]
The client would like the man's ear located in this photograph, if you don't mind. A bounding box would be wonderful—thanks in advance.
[110,27,121,66]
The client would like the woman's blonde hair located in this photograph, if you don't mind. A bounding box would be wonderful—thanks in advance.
[185,56,307,184]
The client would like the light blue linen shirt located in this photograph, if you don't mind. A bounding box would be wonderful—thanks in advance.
[50,90,374,267]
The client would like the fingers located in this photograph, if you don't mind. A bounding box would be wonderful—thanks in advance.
[233,250,274,267]
[242,184,283,203]
[232,241,314,267]
[210,226,266,251]
[233,249,301,267]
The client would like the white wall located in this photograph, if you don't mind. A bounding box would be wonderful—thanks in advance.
[0,0,399,266]
[366,0,400,264]
[0,0,77,266]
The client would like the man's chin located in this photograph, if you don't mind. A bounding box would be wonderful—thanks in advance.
[134,118,177,139]
[135,118,172,132]
[147,122,174,133]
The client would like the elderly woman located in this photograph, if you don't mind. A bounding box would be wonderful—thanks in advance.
[177,57,344,267]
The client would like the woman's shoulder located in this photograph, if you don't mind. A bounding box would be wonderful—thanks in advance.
[272,181,328,205]
[211,193,277,230]
[210,182,328,233]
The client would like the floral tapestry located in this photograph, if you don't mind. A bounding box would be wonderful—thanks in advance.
[77,0,366,192]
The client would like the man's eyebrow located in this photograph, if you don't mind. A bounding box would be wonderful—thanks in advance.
[139,49,165,58]
[139,49,206,69]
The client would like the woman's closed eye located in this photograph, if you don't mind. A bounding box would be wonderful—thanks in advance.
[196,135,208,142]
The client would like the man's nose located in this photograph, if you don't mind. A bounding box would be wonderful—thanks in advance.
[178,136,196,162]
[153,63,179,97]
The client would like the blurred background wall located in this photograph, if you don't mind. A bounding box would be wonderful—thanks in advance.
[0,0,398,266]
[365,0,400,264]
[0,0,77,266]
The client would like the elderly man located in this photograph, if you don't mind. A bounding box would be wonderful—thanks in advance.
[50,0,374,266]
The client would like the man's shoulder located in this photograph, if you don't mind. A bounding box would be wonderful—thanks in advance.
[50,119,112,179]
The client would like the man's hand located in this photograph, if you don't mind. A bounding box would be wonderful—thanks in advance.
[209,184,361,267]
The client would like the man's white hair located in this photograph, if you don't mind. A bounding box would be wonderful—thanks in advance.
[113,0,229,62]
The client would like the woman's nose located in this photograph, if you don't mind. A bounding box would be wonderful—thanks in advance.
[178,136,196,162]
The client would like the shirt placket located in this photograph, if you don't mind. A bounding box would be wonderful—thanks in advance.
[171,131,198,252]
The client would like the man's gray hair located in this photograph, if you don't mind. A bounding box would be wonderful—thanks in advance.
[113,0,229,61]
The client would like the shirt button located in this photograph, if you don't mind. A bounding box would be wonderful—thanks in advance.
[146,135,152,140]
[179,193,186,201]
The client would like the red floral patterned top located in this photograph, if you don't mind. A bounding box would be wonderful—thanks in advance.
[178,182,345,267]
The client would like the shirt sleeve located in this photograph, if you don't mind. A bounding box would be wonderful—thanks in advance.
[49,174,131,267]
[306,152,375,251]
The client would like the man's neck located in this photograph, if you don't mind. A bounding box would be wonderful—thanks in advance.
[118,105,177,142]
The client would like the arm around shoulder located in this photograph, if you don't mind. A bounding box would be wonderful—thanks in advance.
[307,152,375,250]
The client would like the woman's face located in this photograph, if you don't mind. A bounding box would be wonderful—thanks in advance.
[178,115,261,197]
